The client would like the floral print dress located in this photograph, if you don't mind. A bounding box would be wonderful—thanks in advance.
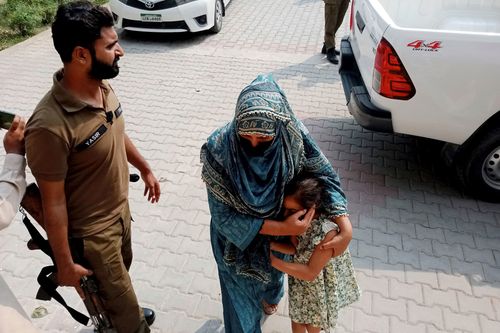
[288,217,360,331]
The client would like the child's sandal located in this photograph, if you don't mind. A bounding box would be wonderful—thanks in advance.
[262,300,278,315]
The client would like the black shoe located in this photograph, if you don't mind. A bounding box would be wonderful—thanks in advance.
[322,43,340,55]
[142,307,156,326]
[327,48,339,64]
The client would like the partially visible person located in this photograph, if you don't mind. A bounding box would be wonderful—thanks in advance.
[25,2,159,332]
[201,74,353,332]
[0,116,39,333]
[0,116,27,230]
[270,175,359,333]
[322,0,350,64]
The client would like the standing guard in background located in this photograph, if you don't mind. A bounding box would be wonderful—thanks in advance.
[322,0,350,64]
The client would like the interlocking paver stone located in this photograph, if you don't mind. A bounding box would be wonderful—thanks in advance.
[419,252,452,274]
[389,317,426,333]
[408,301,444,329]
[406,268,440,289]
[372,293,407,321]
[443,308,480,333]
[422,285,459,311]
[373,260,405,283]
[353,309,389,333]
[1,0,499,332]
[389,278,424,303]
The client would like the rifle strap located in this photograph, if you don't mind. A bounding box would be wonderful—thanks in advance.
[37,266,90,326]
[22,215,52,260]
[22,215,90,326]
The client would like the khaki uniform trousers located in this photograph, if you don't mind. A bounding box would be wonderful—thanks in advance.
[75,207,149,333]
[324,0,350,50]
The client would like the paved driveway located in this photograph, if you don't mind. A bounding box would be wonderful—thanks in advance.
[1,0,499,332]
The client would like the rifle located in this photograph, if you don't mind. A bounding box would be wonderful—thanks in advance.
[80,276,115,332]
[20,183,116,332]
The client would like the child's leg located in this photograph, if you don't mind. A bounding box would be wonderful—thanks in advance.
[291,321,307,333]
[305,324,321,333]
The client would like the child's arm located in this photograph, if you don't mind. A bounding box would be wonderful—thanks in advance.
[270,241,296,255]
[270,230,337,282]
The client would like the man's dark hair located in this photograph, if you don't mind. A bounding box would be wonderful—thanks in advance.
[52,1,114,63]
[285,174,327,215]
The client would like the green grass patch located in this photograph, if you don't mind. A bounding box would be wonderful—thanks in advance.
[0,26,41,50]
[0,0,109,51]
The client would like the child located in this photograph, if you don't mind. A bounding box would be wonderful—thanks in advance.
[270,175,360,333]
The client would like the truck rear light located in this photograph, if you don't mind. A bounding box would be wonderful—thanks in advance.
[372,38,415,100]
[349,0,355,31]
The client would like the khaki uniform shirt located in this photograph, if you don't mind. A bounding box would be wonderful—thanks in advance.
[25,70,129,237]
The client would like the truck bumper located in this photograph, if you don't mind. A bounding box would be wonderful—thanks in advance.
[339,38,393,133]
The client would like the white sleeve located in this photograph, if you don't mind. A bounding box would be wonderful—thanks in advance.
[0,154,27,231]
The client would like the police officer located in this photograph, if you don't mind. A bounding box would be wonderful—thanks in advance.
[322,0,350,64]
[25,2,160,332]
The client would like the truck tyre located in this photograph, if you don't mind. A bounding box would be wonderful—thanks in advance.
[455,127,500,202]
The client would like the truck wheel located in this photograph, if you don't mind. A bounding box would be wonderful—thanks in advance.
[455,128,500,202]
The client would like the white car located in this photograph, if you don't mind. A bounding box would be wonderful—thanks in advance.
[339,0,500,201]
[109,0,231,33]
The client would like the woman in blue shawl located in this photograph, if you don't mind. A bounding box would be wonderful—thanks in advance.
[200,75,352,332]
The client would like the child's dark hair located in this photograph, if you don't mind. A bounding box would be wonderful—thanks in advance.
[285,174,326,215]
[52,0,114,63]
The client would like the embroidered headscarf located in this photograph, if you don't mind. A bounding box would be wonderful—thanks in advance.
[201,74,305,218]
[201,74,347,219]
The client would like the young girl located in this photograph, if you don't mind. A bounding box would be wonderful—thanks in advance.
[270,175,360,333]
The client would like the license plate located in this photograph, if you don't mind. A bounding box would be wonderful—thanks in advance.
[140,14,161,22]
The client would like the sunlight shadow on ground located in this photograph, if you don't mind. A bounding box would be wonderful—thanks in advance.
[271,55,339,89]
[194,318,224,333]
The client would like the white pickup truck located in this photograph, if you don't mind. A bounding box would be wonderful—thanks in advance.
[339,0,500,202]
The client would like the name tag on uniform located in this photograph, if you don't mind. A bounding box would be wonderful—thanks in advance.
[75,124,108,152]
[114,105,123,118]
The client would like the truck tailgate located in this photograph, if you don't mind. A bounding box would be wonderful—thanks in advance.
[349,0,391,92]
[341,0,500,145]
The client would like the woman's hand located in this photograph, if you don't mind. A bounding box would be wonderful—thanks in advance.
[260,207,315,236]
[318,215,352,257]
[284,207,315,235]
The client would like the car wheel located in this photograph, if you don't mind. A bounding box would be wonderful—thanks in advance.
[455,127,500,202]
[210,0,223,33]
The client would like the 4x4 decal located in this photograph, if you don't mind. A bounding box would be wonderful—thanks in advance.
[407,40,442,52]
